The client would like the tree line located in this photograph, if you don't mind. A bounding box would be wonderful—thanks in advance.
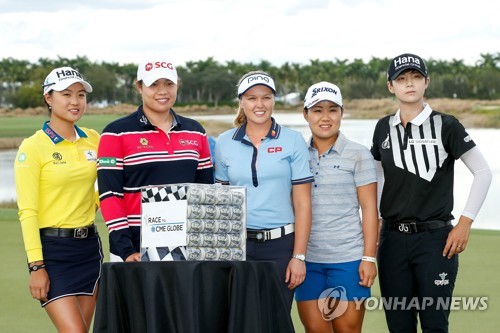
[1,53,499,109]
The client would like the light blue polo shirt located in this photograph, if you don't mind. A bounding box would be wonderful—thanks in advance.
[215,118,314,229]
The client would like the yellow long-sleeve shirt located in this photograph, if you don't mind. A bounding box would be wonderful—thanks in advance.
[15,122,100,262]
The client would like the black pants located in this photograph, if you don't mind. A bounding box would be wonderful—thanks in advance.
[378,224,458,333]
[246,232,295,311]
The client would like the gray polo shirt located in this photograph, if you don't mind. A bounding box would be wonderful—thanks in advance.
[306,131,377,263]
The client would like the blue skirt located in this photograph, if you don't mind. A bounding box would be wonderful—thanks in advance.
[40,233,103,307]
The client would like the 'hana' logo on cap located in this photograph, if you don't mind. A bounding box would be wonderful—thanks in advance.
[394,55,422,69]
[55,68,83,80]
[388,53,427,80]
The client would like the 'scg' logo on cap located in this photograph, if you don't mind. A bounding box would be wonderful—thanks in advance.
[145,62,174,72]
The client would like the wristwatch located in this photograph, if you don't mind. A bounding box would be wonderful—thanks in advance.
[292,254,306,261]
[28,264,46,273]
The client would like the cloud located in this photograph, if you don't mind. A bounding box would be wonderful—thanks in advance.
[0,0,498,66]
[0,0,167,13]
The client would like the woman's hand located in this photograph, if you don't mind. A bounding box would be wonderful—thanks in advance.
[29,264,50,302]
[285,258,306,289]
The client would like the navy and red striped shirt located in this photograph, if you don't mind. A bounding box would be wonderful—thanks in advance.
[97,106,214,259]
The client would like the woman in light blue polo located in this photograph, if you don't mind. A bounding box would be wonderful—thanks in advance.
[214,70,313,310]
[296,82,378,333]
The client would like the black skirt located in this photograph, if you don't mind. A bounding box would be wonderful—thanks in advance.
[39,233,103,307]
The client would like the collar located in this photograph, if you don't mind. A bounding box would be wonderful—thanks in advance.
[42,121,87,144]
[392,103,433,127]
[308,131,347,155]
[136,105,180,129]
[232,117,281,142]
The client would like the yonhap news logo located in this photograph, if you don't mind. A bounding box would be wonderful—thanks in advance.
[317,287,349,320]
[355,296,489,312]
[317,286,489,321]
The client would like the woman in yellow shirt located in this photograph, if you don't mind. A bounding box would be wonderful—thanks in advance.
[15,67,102,332]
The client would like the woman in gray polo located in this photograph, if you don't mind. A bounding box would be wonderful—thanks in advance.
[296,81,379,333]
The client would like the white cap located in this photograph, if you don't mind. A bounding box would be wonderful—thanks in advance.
[304,81,343,109]
[42,67,92,95]
[137,59,178,86]
[237,73,276,98]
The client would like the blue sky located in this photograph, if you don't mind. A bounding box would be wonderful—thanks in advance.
[0,0,498,66]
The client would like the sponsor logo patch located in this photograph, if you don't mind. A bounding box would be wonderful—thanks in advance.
[52,152,66,165]
[435,272,450,286]
[99,157,117,167]
[84,150,97,162]
[408,138,438,145]
[18,152,27,162]
[179,139,198,146]
[382,133,391,149]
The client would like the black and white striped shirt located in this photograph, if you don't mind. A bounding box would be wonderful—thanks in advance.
[371,104,475,222]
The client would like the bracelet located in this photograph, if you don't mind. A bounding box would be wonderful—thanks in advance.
[28,264,46,273]
[361,256,376,263]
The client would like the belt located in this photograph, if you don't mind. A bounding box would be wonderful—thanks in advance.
[247,224,295,242]
[384,220,451,234]
[40,224,98,239]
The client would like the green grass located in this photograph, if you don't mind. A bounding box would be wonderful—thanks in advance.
[1,208,498,332]
[0,115,123,138]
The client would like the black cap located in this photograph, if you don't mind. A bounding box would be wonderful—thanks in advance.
[387,53,427,81]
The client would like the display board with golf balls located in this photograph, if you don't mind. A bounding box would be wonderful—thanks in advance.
[140,183,246,261]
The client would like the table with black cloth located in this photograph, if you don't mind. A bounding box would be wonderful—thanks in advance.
[93,261,295,333]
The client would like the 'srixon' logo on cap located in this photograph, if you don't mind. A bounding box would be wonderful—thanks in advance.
[311,86,338,98]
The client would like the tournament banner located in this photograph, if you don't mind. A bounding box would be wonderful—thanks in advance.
[140,183,246,261]
[141,199,187,248]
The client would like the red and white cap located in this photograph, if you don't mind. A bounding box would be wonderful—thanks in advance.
[137,59,178,86]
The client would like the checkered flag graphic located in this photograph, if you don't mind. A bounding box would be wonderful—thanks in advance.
[141,246,187,261]
[142,185,187,203]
